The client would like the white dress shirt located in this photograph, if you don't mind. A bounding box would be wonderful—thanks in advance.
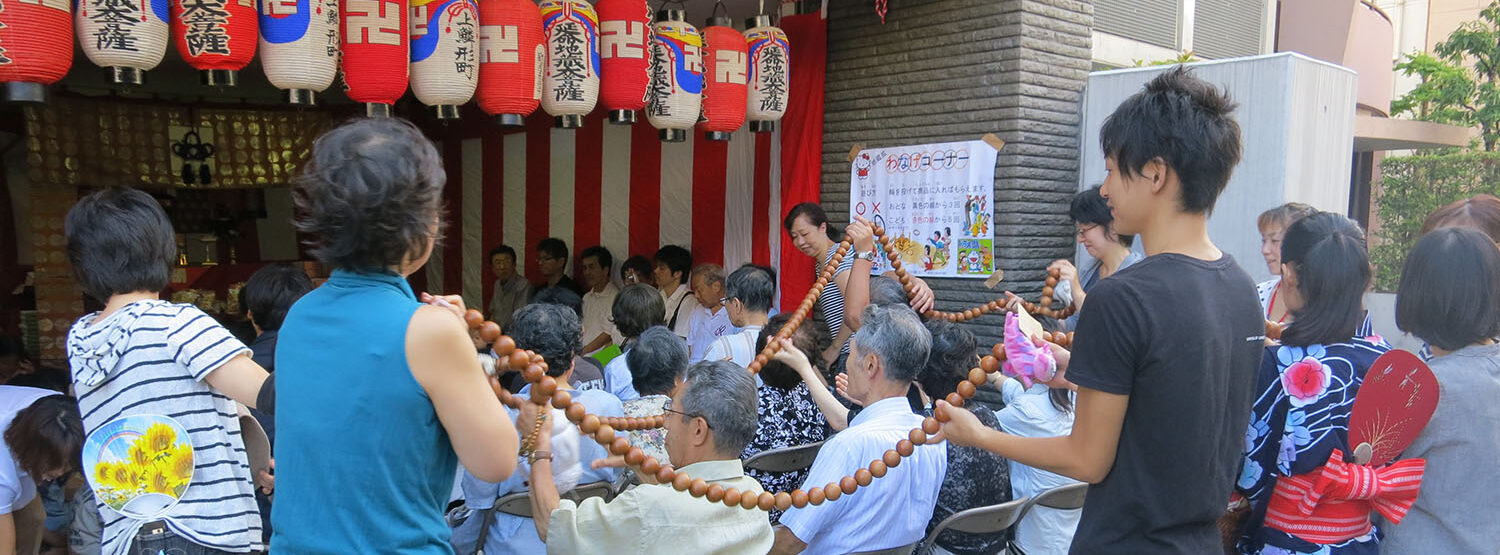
[997,379,1082,555]
[580,283,621,355]
[703,324,764,368]
[686,305,734,363]
[779,396,948,554]
[662,284,701,339]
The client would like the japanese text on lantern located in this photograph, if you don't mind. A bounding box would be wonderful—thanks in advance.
[450,4,475,77]
[647,38,671,116]
[479,24,518,63]
[758,45,786,112]
[715,50,745,84]
[600,20,643,59]
[182,0,233,56]
[347,0,400,45]
[551,22,586,102]
[324,3,339,56]
[89,0,144,52]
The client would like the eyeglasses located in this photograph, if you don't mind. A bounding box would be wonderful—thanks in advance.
[1075,224,1099,238]
[662,407,712,429]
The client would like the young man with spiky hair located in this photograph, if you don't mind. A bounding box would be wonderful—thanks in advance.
[934,67,1266,554]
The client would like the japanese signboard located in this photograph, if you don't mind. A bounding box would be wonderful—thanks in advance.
[850,140,999,278]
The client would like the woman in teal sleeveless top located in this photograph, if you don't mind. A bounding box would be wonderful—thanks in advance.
[271,119,518,554]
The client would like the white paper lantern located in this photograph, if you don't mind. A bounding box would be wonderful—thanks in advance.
[646,9,701,142]
[410,0,479,118]
[76,0,171,84]
[259,0,340,104]
[539,0,599,128]
[743,14,788,133]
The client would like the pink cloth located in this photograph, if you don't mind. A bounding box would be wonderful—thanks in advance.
[1001,312,1056,388]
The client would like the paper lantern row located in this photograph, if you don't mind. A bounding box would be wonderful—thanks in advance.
[0,0,789,140]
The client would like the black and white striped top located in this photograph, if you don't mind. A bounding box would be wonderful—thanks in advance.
[819,249,857,354]
[67,300,261,555]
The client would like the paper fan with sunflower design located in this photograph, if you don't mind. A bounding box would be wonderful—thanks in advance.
[82,415,195,518]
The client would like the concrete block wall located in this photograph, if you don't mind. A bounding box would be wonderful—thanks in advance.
[820,0,1094,347]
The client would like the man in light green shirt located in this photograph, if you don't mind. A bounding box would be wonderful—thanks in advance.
[522,360,772,554]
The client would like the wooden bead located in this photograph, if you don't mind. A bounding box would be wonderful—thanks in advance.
[886,251,900,262]
[1040,296,1052,307]
[610,436,631,456]
[823,482,843,502]
[655,464,675,484]
[739,490,759,510]
[869,460,888,478]
[673,472,692,491]
[889,259,903,271]
[690,478,709,497]
[523,364,545,383]
[957,380,977,399]
[969,367,988,386]
[903,281,917,294]
[807,485,825,505]
[580,415,600,434]
[716,486,735,506]
[1041,287,1054,299]
[625,447,646,466]
[946,392,965,407]
[991,342,1005,359]
[790,489,808,508]
[507,350,530,371]
[535,376,558,398]
[594,426,616,444]
[899,274,912,286]
[641,456,660,475]
[964,309,977,320]
[924,310,940,319]
[883,449,902,468]
[551,390,573,409]
[479,322,502,343]
[757,492,777,512]
[1049,267,1061,279]
[774,492,793,511]
[897,439,915,457]
[565,403,587,422]
[908,427,927,446]
[1045,276,1058,287]
[840,476,858,495]
[493,336,516,356]
[464,309,485,328]
[934,408,950,423]
[923,417,941,434]
[855,468,874,487]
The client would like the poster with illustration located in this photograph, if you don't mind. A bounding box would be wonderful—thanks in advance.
[849,140,998,278]
[82,415,194,518]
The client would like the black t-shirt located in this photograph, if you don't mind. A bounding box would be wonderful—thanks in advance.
[1065,253,1265,554]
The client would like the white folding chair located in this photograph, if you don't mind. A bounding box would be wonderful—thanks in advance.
[1021,482,1087,511]
[913,496,1031,555]
[743,441,826,473]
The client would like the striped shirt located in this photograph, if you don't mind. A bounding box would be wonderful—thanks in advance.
[819,249,856,353]
[67,300,260,555]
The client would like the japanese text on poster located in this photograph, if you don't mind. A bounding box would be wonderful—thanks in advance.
[849,140,998,278]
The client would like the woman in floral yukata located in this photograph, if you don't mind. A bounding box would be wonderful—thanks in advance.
[1235,212,1390,555]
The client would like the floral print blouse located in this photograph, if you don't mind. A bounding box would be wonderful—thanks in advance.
[1236,337,1389,555]
[741,383,828,523]
[622,395,671,467]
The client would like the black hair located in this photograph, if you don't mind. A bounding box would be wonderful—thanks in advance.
[293,118,445,271]
[1033,317,1074,413]
[626,326,688,396]
[917,319,977,401]
[489,244,517,263]
[532,286,584,318]
[653,245,693,287]
[782,202,840,240]
[725,265,774,313]
[1397,227,1500,352]
[1069,186,1133,248]
[869,275,909,307]
[755,313,832,390]
[1099,66,1243,214]
[580,245,614,270]
[537,237,569,262]
[509,303,581,378]
[612,283,665,339]
[5,395,83,479]
[621,255,654,283]
[241,264,314,332]
[1279,212,1370,346]
[64,188,176,301]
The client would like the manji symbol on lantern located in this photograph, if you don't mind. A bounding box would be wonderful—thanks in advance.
[76,0,170,85]
[698,16,746,141]
[476,0,543,127]
[540,0,599,128]
[259,0,340,105]
[410,0,478,119]
[0,0,73,103]
[595,0,648,125]
[342,0,409,117]
[646,9,701,143]
[171,0,258,85]
[744,14,787,133]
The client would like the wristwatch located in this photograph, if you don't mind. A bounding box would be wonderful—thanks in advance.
[853,250,878,263]
[529,450,553,464]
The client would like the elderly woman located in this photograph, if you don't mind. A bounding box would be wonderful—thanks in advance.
[740,313,831,523]
[600,284,666,402]
[1254,202,1316,324]
[272,118,518,553]
[621,327,688,467]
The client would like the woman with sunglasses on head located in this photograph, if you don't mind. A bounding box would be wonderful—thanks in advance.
[1049,186,1142,327]
[1234,212,1390,555]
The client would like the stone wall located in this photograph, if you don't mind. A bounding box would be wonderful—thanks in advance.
[821,0,1094,346]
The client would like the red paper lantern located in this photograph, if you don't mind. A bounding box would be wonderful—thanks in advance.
[171,0,258,86]
[698,18,746,141]
[476,0,543,126]
[596,0,648,124]
[342,0,410,116]
[0,0,72,102]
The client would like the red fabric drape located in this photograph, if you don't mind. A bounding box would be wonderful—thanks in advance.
[777,12,826,313]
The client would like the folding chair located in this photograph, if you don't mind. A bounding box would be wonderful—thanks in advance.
[1022,482,1087,511]
[492,481,616,518]
[743,441,826,473]
[913,496,1031,555]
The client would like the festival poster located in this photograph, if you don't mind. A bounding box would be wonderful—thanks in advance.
[849,140,999,278]
[82,415,195,518]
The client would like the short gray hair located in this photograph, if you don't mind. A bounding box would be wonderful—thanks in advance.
[626,326,688,396]
[690,264,726,287]
[868,275,909,307]
[851,304,931,383]
[678,360,758,456]
[725,265,774,313]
